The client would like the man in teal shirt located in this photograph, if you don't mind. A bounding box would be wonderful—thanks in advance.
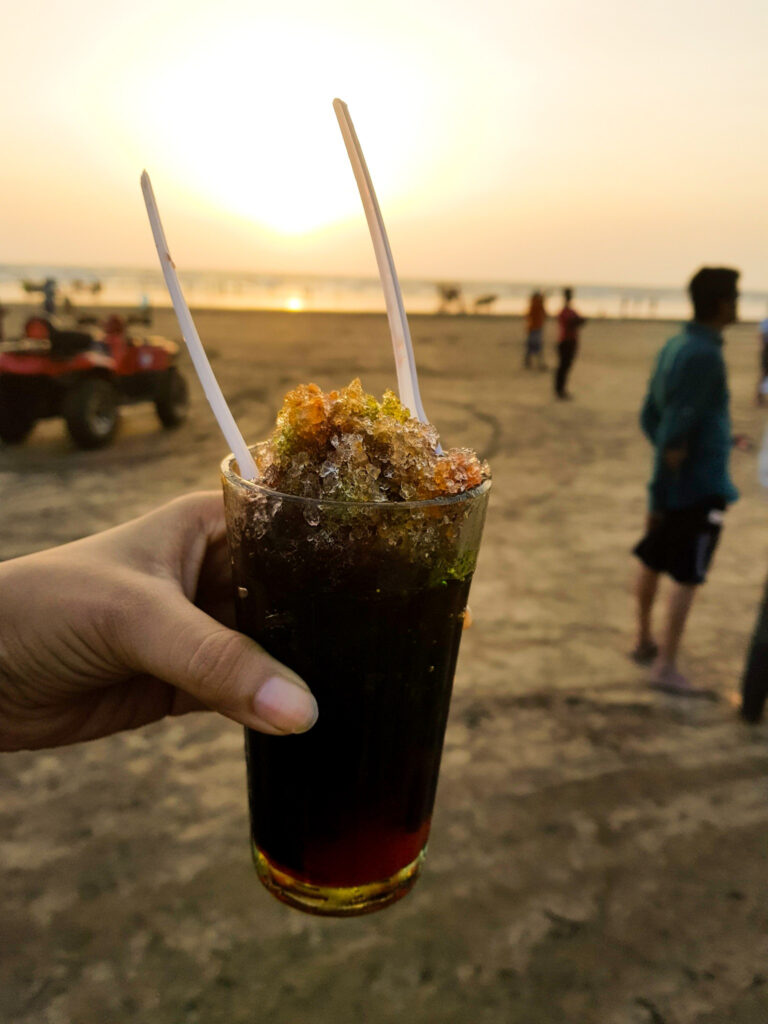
[632,267,739,693]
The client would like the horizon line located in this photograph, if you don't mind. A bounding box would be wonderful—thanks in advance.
[2,261,763,296]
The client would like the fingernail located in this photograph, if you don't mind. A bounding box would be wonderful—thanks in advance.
[253,677,318,734]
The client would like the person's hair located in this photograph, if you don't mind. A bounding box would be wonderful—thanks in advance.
[688,267,739,321]
[563,287,573,302]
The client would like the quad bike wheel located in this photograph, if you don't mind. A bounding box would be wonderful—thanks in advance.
[0,387,37,444]
[64,377,119,449]
[0,409,36,444]
[155,366,189,428]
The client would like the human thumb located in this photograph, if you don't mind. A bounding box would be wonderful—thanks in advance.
[132,591,318,735]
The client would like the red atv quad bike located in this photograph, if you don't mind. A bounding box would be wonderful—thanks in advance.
[0,314,189,449]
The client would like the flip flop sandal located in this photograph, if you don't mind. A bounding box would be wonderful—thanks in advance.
[648,679,718,701]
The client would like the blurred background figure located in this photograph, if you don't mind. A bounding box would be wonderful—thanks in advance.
[0,301,6,343]
[135,292,153,326]
[554,286,586,399]
[20,276,58,315]
[744,362,768,721]
[740,572,768,724]
[436,282,466,314]
[523,289,547,370]
[42,277,57,315]
[473,293,498,314]
[756,309,768,405]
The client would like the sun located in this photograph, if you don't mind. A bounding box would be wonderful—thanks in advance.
[120,18,434,239]
[285,295,304,312]
[128,40,357,235]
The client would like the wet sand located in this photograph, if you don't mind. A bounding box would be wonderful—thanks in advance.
[2,308,768,1024]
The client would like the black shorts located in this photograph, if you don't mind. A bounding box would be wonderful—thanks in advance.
[633,501,725,585]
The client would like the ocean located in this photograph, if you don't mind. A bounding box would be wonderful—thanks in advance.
[1,264,767,323]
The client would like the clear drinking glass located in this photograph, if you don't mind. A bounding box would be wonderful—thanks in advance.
[222,452,490,916]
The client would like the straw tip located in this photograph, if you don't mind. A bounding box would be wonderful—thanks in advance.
[332,97,347,111]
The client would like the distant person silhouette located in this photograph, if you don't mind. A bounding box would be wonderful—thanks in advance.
[42,278,57,315]
[554,287,586,399]
[138,293,152,325]
[523,291,546,370]
[631,267,740,695]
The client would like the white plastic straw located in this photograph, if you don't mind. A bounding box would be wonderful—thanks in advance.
[140,171,258,480]
[333,98,430,426]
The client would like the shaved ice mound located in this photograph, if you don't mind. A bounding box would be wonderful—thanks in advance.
[252,379,489,502]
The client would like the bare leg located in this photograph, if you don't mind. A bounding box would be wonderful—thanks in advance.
[658,582,696,670]
[649,582,697,690]
[635,563,659,648]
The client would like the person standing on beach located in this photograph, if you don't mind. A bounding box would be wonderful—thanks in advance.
[42,277,57,316]
[523,291,547,369]
[756,312,768,405]
[554,287,586,399]
[631,267,740,694]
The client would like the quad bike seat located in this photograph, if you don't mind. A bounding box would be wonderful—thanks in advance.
[48,323,99,359]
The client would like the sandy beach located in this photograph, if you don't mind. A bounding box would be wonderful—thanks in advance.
[2,307,768,1024]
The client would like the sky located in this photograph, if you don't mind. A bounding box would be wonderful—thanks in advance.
[1,0,767,288]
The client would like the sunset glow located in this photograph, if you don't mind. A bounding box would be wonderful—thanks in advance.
[2,1,768,288]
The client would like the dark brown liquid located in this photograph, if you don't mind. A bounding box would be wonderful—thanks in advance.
[237,575,470,888]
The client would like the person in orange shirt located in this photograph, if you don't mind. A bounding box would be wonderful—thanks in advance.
[524,290,547,370]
